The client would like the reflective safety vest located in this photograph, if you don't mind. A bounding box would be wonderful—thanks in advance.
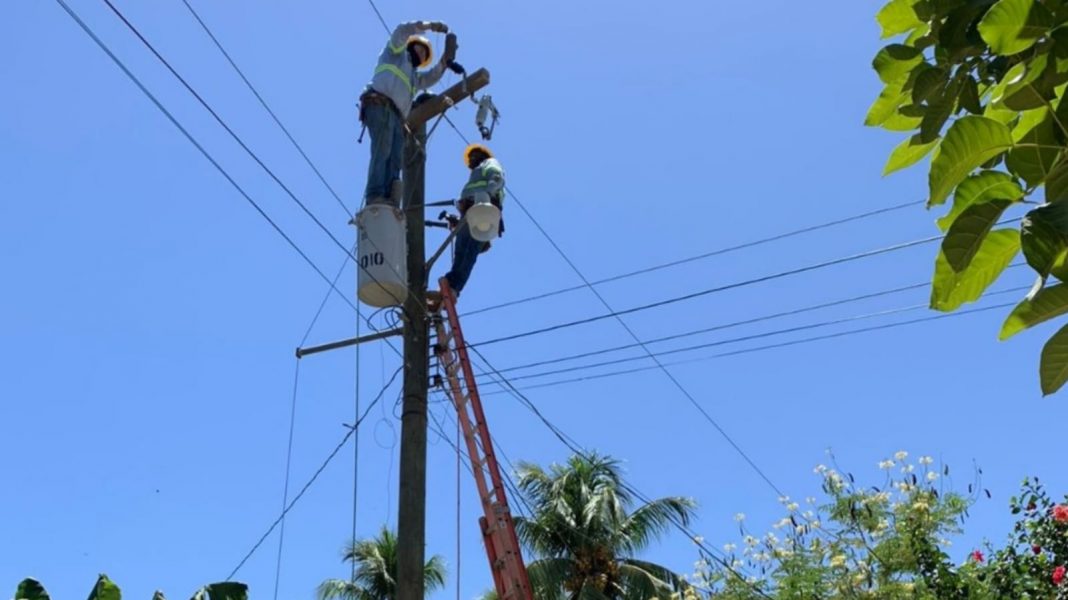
[364,22,447,118]
[461,158,505,206]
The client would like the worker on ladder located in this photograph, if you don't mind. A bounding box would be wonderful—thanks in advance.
[359,21,457,208]
[440,144,505,300]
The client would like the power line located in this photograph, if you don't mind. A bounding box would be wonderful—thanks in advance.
[78,0,418,371]
[272,359,302,600]
[481,303,929,383]
[178,0,352,217]
[479,300,1019,397]
[461,199,925,317]
[365,0,391,34]
[100,0,365,276]
[479,284,1029,384]
[482,281,932,375]
[226,365,403,580]
[51,0,358,316]
[458,347,770,597]
[468,233,943,349]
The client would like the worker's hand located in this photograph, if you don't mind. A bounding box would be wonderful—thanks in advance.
[442,33,458,64]
[427,21,449,33]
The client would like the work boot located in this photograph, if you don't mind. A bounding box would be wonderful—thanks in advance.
[390,180,404,207]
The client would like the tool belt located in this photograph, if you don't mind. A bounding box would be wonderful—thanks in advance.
[359,90,400,121]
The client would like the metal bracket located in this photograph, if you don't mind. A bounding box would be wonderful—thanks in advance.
[295,326,404,358]
[475,95,500,140]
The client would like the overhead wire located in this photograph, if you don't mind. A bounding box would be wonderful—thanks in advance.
[479,299,1020,397]
[466,233,943,349]
[480,303,931,383]
[272,359,302,600]
[99,0,378,292]
[480,281,932,375]
[476,283,1030,383]
[178,0,352,218]
[458,347,770,596]
[50,0,359,317]
[226,364,403,580]
[76,0,1012,593]
[460,199,925,318]
[437,98,1031,510]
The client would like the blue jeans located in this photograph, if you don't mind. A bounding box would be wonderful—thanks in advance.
[445,225,487,294]
[363,103,404,205]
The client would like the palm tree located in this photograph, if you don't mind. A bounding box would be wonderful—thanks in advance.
[317,526,447,600]
[513,453,697,600]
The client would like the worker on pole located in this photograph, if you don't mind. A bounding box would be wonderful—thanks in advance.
[440,144,505,299]
[359,21,457,208]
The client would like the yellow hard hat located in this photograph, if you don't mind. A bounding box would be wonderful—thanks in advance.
[463,143,493,165]
[406,35,433,68]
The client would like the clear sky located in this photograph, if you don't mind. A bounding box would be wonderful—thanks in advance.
[2,1,1062,599]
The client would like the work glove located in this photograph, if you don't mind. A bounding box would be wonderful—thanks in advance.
[427,21,449,33]
[442,33,458,65]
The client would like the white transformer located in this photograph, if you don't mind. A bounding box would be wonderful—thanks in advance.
[354,205,408,307]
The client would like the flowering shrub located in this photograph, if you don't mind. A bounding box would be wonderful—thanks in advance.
[690,453,1068,599]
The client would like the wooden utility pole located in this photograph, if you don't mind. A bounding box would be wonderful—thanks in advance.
[395,68,489,600]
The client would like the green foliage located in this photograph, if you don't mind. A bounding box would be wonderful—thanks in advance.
[868,0,1068,393]
[11,576,247,600]
[931,228,1020,311]
[188,583,248,600]
[694,453,1068,599]
[513,453,696,600]
[15,579,50,600]
[317,525,447,600]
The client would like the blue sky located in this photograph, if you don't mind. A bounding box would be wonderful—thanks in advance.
[2,0,1063,599]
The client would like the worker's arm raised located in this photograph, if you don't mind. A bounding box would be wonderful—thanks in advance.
[415,32,457,90]
[388,20,448,50]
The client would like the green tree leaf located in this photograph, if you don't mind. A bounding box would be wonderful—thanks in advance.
[912,66,949,105]
[1045,160,1068,203]
[1002,53,1055,111]
[942,199,1015,271]
[1021,202,1068,276]
[87,576,121,600]
[15,579,50,600]
[938,170,1024,230]
[928,116,1015,206]
[885,134,941,175]
[884,110,926,131]
[921,74,965,142]
[932,228,1021,311]
[960,74,984,114]
[1040,322,1068,394]
[874,45,925,84]
[866,76,915,127]
[1011,106,1049,142]
[978,0,1053,56]
[877,0,925,38]
[1001,283,1068,339]
[1006,116,1060,186]
[189,583,247,600]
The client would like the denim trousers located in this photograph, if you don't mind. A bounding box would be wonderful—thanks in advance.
[444,225,487,293]
[362,103,404,205]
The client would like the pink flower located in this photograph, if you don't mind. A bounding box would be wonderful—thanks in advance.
[1053,565,1066,586]
[1054,504,1068,523]
[971,550,984,563]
